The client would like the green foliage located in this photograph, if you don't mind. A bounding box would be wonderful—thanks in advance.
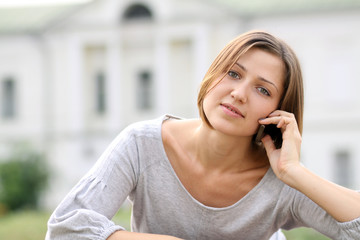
[0,149,48,211]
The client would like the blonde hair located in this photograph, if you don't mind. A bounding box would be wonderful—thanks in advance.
[197,30,304,147]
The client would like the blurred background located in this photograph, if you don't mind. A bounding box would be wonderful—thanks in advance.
[0,0,360,239]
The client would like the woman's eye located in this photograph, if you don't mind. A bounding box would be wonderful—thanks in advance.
[228,71,240,79]
[257,87,270,96]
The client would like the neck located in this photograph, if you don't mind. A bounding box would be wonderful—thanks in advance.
[190,123,267,173]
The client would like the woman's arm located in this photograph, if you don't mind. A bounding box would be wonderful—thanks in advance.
[47,125,140,239]
[107,231,184,240]
[282,164,360,222]
[259,110,360,223]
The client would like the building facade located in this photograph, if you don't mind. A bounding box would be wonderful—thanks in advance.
[0,0,359,209]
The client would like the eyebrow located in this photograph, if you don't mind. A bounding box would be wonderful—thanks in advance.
[234,63,279,93]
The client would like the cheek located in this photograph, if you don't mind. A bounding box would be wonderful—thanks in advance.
[253,102,279,120]
[256,93,283,118]
[202,84,224,110]
[202,97,210,116]
[202,93,215,118]
[247,109,274,135]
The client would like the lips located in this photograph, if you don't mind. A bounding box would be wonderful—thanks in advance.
[221,103,244,117]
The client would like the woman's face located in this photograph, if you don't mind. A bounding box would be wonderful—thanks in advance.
[202,48,285,137]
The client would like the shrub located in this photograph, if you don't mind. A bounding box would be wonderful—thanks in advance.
[0,149,48,211]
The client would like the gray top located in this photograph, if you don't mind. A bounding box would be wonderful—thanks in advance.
[46,115,360,240]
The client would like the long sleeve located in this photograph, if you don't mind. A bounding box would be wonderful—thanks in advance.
[46,124,141,240]
[280,185,360,239]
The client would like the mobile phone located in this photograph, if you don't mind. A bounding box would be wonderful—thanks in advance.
[255,124,266,143]
[255,124,283,149]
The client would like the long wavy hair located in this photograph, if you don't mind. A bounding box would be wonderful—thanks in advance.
[197,30,304,148]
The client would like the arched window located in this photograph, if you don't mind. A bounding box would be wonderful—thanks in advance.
[123,3,153,20]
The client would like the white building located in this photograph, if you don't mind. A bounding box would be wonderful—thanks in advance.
[0,0,359,209]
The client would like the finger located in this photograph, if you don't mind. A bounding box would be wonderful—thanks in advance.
[259,116,295,127]
[277,117,291,129]
[259,117,297,136]
[268,110,295,118]
[258,116,283,125]
[261,134,276,154]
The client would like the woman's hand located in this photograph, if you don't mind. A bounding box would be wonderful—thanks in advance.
[258,110,302,184]
[259,110,360,222]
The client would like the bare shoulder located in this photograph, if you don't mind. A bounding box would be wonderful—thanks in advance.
[162,118,201,150]
[163,118,200,137]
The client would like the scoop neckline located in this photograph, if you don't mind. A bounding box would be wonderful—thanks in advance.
[158,114,272,211]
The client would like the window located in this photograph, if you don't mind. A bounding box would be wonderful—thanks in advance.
[137,71,152,110]
[1,77,16,119]
[334,150,352,187]
[95,72,106,114]
[123,4,152,20]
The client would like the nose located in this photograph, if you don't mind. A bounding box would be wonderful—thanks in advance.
[230,82,248,103]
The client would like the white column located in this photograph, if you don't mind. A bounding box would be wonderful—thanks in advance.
[106,32,123,132]
[192,24,210,116]
[154,29,170,115]
[67,35,84,134]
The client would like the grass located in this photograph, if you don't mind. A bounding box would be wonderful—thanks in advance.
[0,207,132,240]
[0,208,330,240]
[112,206,132,230]
[0,210,49,240]
[283,228,330,240]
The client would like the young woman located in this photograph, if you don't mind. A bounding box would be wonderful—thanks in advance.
[46,31,360,240]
